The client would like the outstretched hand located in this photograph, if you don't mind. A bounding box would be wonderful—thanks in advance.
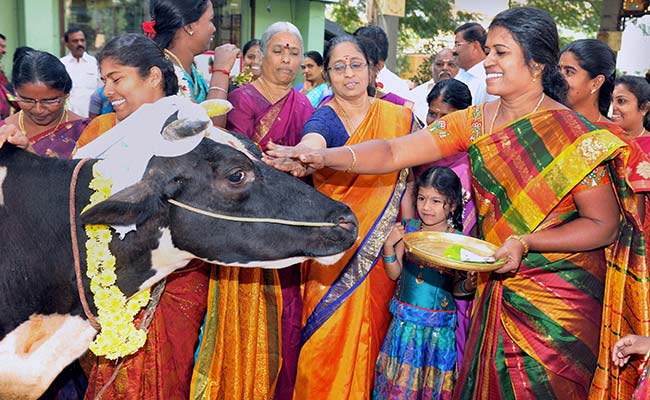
[0,124,31,151]
[262,141,325,177]
[612,335,650,367]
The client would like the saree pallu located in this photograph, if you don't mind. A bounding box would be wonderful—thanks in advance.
[294,100,412,399]
[447,109,628,400]
[77,115,212,400]
[227,85,314,148]
[192,88,313,400]
[590,123,650,400]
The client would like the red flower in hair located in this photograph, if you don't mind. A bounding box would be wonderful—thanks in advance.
[142,20,157,38]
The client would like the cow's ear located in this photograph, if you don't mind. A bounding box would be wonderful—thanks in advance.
[80,182,161,226]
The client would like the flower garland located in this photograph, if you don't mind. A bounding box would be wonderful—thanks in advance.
[82,162,151,360]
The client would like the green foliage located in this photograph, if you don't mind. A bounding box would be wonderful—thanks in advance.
[327,0,365,34]
[509,0,602,37]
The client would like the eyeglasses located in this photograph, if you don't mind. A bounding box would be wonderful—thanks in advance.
[15,95,65,107]
[327,62,368,75]
[434,61,458,68]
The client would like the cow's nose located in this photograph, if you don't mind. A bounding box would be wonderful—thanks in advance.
[335,211,358,233]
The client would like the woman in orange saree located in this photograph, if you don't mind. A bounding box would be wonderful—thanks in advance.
[266,35,414,399]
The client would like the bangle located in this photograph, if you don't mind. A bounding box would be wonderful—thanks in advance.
[382,253,397,263]
[507,234,529,257]
[344,145,357,173]
[459,279,473,295]
[209,86,228,94]
[210,68,230,76]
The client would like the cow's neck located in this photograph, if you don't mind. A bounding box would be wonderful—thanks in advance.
[106,214,194,298]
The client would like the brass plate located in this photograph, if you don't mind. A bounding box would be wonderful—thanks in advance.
[404,231,506,272]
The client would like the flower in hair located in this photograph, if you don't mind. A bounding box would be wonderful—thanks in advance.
[142,20,157,39]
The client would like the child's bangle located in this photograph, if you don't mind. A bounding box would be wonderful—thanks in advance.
[382,253,397,263]
[209,86,228,94]
[459,279,474,295]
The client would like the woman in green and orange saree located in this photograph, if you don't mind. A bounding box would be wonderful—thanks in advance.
[265,8,632,400]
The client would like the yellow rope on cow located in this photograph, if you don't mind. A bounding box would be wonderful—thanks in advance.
[83,162,151,360]
[167,198,337,227]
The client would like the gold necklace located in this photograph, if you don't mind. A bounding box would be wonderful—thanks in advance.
[18,109,68,137]
[596,114,603,123]
[257,77,289,104]
[163,49,186,72]
[488,93,545,134]
[332,97,371,134]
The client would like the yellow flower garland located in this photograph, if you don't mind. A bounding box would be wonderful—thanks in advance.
[82,162,151,360]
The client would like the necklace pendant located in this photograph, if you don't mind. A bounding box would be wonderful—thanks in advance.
[441,297,448,308]
[416,266,424,284]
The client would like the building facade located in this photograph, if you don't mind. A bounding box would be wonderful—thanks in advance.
[0,0,331,76]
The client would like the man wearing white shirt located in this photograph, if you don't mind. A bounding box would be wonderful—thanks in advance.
[60,27,101,117]
[453,22,498,105]
[354,25,411,99]
[409,48,459,123]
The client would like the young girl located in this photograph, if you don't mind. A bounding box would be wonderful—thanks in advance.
[373,166,477,399]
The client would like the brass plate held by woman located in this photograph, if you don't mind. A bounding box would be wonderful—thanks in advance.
[403,231,506,272]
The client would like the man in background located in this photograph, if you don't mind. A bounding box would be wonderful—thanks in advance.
[354,25,411,99]
[453,22,497,105]
[410,48,459,123]
[60,27,101,118]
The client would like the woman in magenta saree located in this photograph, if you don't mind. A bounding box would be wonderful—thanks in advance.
[191,22,313,400]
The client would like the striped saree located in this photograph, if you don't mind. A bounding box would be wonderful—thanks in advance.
[590,122,650,400]
[294,100,412,399]
[429,107,628,399]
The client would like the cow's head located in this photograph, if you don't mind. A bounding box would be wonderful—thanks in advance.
[79,136,358,272]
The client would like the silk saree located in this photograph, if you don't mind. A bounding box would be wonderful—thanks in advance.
[293,99,413,399]
[428,106,628,400]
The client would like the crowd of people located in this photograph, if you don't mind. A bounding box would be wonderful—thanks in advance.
[0,1,650,399]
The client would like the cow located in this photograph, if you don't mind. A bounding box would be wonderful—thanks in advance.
[0,130,357,399]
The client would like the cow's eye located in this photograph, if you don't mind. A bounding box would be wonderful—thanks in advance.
[226,170,246,184]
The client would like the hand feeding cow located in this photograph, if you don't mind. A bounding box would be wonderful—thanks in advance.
[0,115,357,399]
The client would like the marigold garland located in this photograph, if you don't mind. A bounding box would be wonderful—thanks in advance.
[82,162,151,360]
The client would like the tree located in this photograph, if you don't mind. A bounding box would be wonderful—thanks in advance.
[509,0,603,37]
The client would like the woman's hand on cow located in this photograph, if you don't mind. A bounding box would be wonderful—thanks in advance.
[262,141,323,177]
[0,124,31,151]
[492,235,527,274]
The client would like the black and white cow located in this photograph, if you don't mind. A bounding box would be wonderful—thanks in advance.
[0,134,357,399]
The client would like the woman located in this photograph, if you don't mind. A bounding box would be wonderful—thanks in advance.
[0,49,89,158]
[230,38,262,88]
[147,0,239,125]
[77,34,210,400]
[284,34,413,398]
[560,42,650,399]
[297,50,329,108]
[266,8,628,399]
[191,21,313,400]
[226,21,313,148]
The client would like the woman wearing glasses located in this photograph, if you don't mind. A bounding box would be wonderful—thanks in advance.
[281,34,414,398]
[0,49,89,158]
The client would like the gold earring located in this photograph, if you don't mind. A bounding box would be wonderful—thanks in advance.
[590,88,597,94]
[532,73,538,82]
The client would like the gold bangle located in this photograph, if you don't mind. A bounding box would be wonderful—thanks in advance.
[344,145,356,173]
[507,234,529,257]
[209,86,228,94]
